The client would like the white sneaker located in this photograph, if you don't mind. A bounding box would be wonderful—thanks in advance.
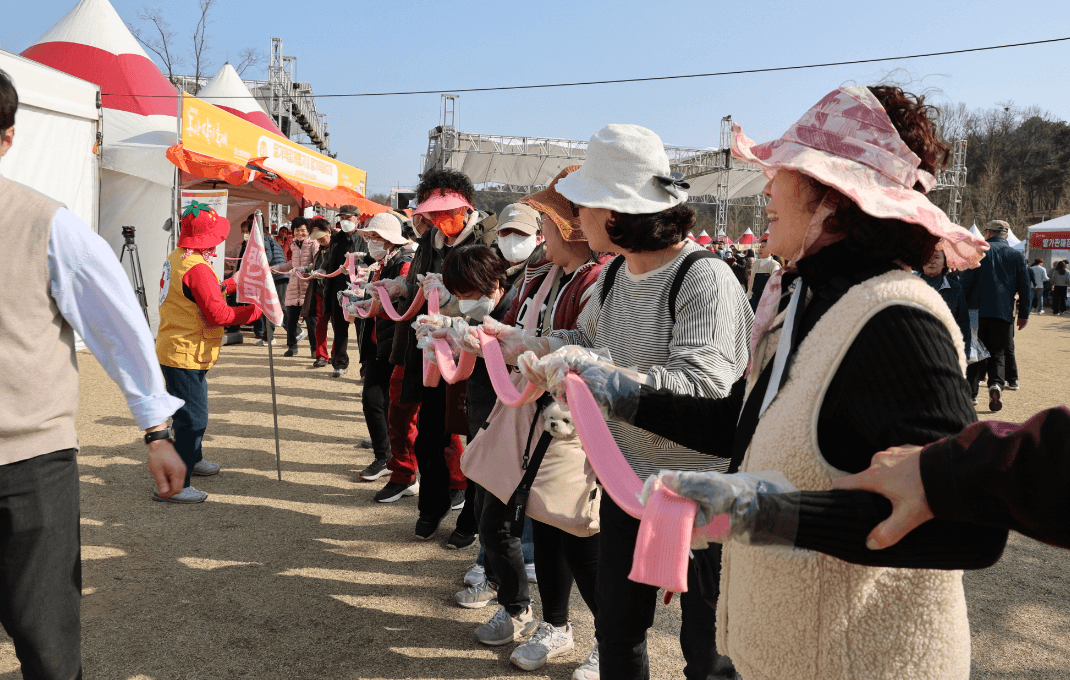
[572,644,599,680]
[526,562,537,583]
[191,459,220,476]
[474,605,537,646]
[255,338,277,346]
[296,330,308,342]
[464,563,486,586]
[454,579,498,609]
[511,621,575,671]
[153,485,208,504]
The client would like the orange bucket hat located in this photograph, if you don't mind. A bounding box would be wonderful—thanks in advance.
[522,165,585,242]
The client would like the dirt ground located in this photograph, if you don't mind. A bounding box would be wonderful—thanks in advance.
[1,313,1068,679]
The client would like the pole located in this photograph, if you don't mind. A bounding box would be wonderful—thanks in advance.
[267,318,283,481]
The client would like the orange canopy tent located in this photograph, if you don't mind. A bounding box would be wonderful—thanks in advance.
[168,93,389,222]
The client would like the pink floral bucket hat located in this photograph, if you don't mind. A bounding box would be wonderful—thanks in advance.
[731,86,987,270]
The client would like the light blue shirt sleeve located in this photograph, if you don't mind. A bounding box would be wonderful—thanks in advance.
[48,208,184,429]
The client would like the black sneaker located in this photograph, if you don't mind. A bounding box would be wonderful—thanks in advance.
[374,479,419,503]
[357,458,389,481]
[415,512,448,541]
[283,347,297,357]
[1006,380,1020,391]
[450,488,466,510]
[988,385,1003,412]
[312,358,327,368]
[447,529,478,550]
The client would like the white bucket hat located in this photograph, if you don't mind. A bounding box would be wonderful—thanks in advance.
[359,212,408,245]
[556,124,689,215]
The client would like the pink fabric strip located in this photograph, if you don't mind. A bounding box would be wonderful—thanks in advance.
[476,328,544,407]
[563,373,731,592]
[423,289,443,387]
[376,286,426,322]
[434,338,478,384]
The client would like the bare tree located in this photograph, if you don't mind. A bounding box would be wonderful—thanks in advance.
[128,7,182,83]
[189,0,219,90]
[235,47,267,78]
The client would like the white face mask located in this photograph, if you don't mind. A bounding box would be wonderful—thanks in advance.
[242,232,250,242]
[458,296,495,322]
[340,220,357,233]
[497,232,538,263]
[368,241,390,261]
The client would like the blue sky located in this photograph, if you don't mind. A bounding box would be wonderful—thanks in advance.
[5,0,1070,195]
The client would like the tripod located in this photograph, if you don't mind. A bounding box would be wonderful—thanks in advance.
[119,226,149,324]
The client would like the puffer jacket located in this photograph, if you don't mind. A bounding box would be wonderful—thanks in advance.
[283,239,319,306]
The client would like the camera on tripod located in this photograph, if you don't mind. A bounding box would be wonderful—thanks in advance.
[122,226,136,244]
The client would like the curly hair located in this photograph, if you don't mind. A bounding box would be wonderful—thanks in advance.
[605,205,696,253]
[416,168,475,205]
[805,85,949,270]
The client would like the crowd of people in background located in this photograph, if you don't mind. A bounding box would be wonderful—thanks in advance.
[7,60,1070,680]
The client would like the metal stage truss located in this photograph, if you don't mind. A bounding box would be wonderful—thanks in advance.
[423,97,967,234]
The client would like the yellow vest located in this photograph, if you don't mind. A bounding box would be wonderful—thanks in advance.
[156,249,226,370]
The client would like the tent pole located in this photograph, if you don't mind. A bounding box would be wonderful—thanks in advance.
[267,318,283,481]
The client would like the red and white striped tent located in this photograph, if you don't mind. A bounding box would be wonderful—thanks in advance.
[24,0,179,331]
[737,228,757,245]
[696,229,713,246]
[198,62,283,136]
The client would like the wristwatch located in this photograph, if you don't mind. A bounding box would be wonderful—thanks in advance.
[144,427,175,445]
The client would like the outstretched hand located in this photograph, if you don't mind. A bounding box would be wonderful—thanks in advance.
[831,444,933,550]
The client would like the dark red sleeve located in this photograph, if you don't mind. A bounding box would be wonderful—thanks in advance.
[920,406,1070,549]
[183,264,261,327]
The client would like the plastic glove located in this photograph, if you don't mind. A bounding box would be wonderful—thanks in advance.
[479,317,551,365]
[375,276,410,302]
[640,470,800,548]
[352,299,378,318]
[414,314,473,355]
[416,273,453,307]
[517,346,628,411]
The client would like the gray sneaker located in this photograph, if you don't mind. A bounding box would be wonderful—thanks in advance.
[474,605,536,646]
[191,460,220,476]
[153,486,208,504]
[511,621,575,670]
[454,580,497,609]
[464,563,486,587]
[572,644,600,680]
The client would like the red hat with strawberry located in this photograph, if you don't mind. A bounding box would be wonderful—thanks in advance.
[178,201,231,249]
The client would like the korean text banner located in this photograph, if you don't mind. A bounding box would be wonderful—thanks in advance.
[180,94,367,195]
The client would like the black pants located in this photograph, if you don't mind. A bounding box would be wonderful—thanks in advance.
[1055,286,1068,314]
[361,358,394,461]
[0,450,82,680]
[976,317,1013,389]
[455,482,480,535]
[285,304,316,353]
[531,519,600,629]
[329,303,356,370]
[597,494,735,680]
[476,488,530,615]
[413,383,451,520]
[1006,324,1018,384]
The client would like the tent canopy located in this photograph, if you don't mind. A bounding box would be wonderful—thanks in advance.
[198,63,283,136]
[24,0,179,333]
[0,49,100,233]
[737,228,757,245]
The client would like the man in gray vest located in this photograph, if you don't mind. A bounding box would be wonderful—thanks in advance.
[0,70,186,679]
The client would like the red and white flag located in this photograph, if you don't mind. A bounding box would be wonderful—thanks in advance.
[235,217,284,325]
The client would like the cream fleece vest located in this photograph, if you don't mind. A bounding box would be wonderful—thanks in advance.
[718,270,971,680]
[0,177,79,466]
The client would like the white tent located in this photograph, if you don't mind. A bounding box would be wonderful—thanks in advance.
[198,63,283,136]
[969,223,983,239]
[1026,214,1070,270]
[0,49,99,233]
[1006,229,1021,247]
[24,0,180,333]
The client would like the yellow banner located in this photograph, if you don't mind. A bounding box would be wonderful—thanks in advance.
[180,93,366,195]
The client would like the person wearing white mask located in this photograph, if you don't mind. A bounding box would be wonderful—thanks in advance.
[353,213,415,483]
[494,203,547,289]
[323,205,370,378]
